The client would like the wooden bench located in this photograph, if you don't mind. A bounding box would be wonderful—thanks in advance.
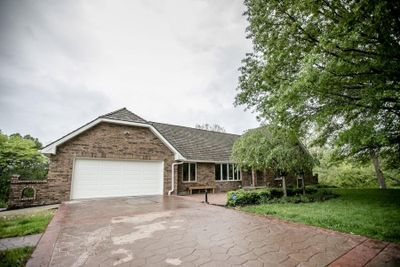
[188,185,215,195]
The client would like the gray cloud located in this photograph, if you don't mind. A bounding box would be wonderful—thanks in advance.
[0,0,259,145]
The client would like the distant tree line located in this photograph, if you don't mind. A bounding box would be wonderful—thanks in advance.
[195,123,226,133]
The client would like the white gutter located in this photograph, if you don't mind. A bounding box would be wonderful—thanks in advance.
[183,159,236,164]
[169,161,183,195]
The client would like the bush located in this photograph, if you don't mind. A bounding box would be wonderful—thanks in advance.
[227,187,337,207]
[227,189,270,206]
[309,189,338,201]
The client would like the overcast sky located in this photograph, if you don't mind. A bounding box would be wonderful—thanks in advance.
[0,0,259,145]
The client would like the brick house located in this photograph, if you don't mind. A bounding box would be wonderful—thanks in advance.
[9,108,317,208]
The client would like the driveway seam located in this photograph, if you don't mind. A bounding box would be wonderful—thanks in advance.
[363,242,389,266]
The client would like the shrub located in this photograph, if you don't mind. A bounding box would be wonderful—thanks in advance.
[227,187,337,207]
[309,189,338,201]
[227,189,269,206]
[270,188,284,198]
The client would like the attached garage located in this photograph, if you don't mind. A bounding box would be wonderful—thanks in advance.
[71,159,164,199]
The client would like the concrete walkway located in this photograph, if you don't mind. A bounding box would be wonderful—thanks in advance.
[0,204,59,217]
[0,234,42,250]
[178,192,227,206]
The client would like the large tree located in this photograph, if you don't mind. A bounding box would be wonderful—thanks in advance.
[236,0,400,187]
[0,131,48,204]
[231,125,315,196]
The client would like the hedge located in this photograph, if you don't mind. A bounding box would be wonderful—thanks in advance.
[226,187,336,207]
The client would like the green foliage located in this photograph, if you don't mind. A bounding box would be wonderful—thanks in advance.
[227,187,335,207]
[0,246,34,267]
[0,131,48,204]
[242,189,400,243]
[227,189,265,206]
[318,161,378,188]
[0,210,54,238]
[232,125,314,175]
[21,188,35,198]
[315,149,400,188]
[0,200,7,208]
[236,0,400,183]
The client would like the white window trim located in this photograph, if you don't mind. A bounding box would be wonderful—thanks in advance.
[297,176,303,188]
[182,163,197,183]
[215,163,241,182]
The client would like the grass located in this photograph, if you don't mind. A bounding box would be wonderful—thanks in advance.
[0,246,34,267]
[0,200,7,208]
[0,210,55,239]
[241,189,400,243]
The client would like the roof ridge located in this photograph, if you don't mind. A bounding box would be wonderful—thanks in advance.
[100,107,148,123]
[151,121,240,136]
[99,107,127,118]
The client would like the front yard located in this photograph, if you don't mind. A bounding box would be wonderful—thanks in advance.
[240,189,400,243]
[0,210,54,239]
[0,209,55,266]
[0,246,35,267]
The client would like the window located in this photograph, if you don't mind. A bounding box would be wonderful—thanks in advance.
[215,164,241,181]
[215,164,221,180]
[297,176,304,188]
[182,163,196,182]
[228,164,234,180]
[222,164,228,180]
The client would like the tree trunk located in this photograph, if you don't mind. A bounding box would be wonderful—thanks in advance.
[282,176,287,197]
[251,169,256,187]
[302,175,305,196]
[370,151,387,189]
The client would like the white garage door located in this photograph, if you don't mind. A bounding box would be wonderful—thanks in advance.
[71,159,164,199]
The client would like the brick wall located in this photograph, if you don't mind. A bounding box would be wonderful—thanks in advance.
[177,163,242,194]
[8,175,49,208]
[9,122,175,208]
[249,169,318,188]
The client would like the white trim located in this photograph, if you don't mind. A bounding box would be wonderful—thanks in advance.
[215,163,242,182]
[182,162,197,183]
[41,118,185,160]
[296,176,303,189]
[184,159,236,164]
[169,161,183,195]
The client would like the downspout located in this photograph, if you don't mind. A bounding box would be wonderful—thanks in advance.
[169,161,183,195]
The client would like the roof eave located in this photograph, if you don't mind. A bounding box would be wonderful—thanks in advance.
[182,159,236,164]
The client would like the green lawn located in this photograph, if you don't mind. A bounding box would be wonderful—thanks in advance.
[0,210,54,239]
[241,189,400,243]
[0,246,34,267]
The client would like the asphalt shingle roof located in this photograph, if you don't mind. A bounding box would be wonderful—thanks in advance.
[100,108,147,124]
[42,108,242,161]
[100,108,240,162]
[151,122,240,162]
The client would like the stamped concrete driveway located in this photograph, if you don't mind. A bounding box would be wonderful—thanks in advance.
[28,196,395,267]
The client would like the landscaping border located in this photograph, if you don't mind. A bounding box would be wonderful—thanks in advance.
[26,203,68,267]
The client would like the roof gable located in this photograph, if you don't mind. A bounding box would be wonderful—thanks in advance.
[100,108,147,124]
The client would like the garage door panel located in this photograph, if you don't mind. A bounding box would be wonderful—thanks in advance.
[72,159,163,199]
